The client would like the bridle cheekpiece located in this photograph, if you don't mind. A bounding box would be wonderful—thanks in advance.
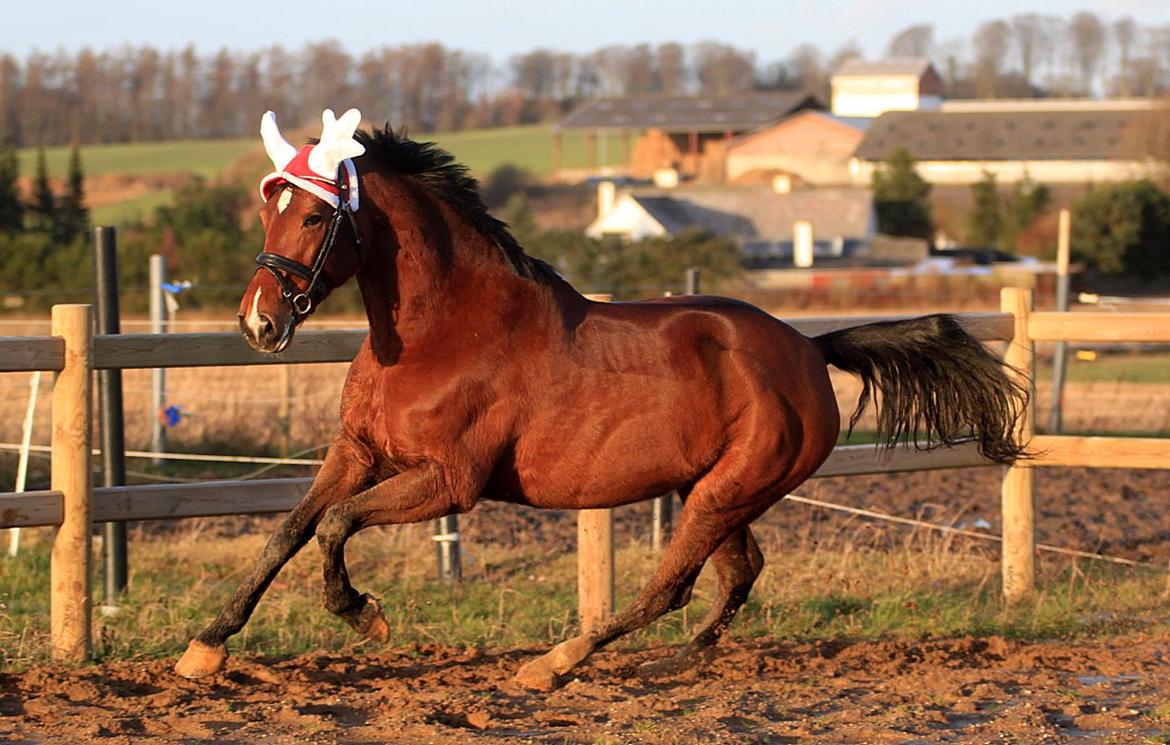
[256,108,365,327]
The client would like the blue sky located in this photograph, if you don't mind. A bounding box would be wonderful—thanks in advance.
[5,0,1169,63]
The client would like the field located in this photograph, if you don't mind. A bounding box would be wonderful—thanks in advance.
[22,126,620,227]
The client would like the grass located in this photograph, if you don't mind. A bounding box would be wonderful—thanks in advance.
[1037,350,1170,385]
[19,125,616,182]
[2,520,1168,671]
[18,138,255,179]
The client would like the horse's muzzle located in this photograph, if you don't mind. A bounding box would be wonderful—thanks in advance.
[239,312,292,353]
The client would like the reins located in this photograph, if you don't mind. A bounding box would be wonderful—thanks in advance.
[255,169,362,327]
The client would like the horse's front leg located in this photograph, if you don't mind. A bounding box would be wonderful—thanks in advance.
[174,438,372,679]
[314,463,467,639]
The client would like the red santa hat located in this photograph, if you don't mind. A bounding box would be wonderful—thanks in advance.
[259,108,364,211]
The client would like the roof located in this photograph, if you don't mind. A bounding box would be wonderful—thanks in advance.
[854,109,1147,162]
[630,187,873,241]
[557,91,822,132]
[833,58,935,78]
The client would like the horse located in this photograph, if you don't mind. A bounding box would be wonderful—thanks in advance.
[174,109,1028,690]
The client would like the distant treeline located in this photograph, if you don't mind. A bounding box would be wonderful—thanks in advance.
[2,10,1169,147]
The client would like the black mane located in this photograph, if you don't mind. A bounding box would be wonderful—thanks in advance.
[353,126,557,283]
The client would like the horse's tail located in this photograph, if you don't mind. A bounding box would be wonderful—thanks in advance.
[812,314,1030,465]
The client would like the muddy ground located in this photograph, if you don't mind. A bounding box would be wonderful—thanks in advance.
[4,467,1170,743]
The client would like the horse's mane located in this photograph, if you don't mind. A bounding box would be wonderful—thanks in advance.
[353,125,559,283]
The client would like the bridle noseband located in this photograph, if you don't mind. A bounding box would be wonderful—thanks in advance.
[255,170,362,327]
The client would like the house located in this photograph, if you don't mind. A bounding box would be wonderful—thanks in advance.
[850,98,1169,185]
[830,58,944,118]
[554,91,822,181]
[719,110,869,185]
[585,183,876,265]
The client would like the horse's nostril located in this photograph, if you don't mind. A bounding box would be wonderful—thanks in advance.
[258,312,274,337]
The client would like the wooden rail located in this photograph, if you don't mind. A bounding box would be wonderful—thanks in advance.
[5,297,1170,661]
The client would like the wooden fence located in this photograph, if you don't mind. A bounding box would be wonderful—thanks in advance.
[3,288,1170,661]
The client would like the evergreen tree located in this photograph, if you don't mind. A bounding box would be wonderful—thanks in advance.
[1072,180,1170,276]
[1001,176,1050,251]
[871,148,933,239]
[55,145,89,242]
[0,138,22,232]
[965,171,1002,247]
[30,147,55,234]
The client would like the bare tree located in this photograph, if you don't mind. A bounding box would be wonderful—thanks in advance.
[655,43,687,95]
[973,20,1011,98]
[1011,14,1044,86]
[1068,11,1107,94]
[1112,17,1138,95]
[693,41,756,95]
[886,24,934,58]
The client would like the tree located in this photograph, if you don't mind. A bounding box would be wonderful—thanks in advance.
[886,24,934,58]
[30,147,54,233]
[966,171,1002,247]
[0,138,22,232]
[871,148,932,239]
[1072,181,1170,277]
[55,145,88,243]
[1068,11,1106,94]
[973,19,1011,98]
[1001,177,1050,251]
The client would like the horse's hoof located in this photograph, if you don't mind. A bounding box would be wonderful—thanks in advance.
[174,640,228,679]
[356,594,390,643]
[513,658,558,691]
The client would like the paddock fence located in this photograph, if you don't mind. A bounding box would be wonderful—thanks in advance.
[3,287,1170,662]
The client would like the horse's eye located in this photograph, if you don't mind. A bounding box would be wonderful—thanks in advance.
[304,214,324,227]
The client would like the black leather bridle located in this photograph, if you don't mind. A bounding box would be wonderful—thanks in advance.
[255,170,362,327]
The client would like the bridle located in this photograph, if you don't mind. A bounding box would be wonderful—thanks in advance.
[254,169,362,328]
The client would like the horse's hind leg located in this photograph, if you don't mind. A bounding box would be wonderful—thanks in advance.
[637,526,764,677]
[174,438,371,679]
[514,497,745,690]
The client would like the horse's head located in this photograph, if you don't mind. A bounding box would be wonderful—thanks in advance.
[240,109,366,353]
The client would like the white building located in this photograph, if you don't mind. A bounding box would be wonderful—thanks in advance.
[830,58,944,119]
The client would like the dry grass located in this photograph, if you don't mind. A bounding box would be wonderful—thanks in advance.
[3,515,1167,672]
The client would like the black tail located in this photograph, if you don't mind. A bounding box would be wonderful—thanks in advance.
[813,314,1029,465]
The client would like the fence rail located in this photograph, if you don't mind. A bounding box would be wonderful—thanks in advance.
[3,292,1170,661]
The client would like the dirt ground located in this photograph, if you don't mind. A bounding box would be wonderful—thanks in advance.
[4,634,1170,744]
[5,467,1170,743]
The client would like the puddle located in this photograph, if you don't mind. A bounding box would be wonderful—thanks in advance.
[1075,674,1143,686]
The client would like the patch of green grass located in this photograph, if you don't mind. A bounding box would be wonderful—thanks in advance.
[427,125,624,177]
[90,189,176,226]
[4,520,1168,672]
[1037,350,1170,385]
[18,138,254,179]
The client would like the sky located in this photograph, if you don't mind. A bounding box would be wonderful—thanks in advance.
[4,0,1170,64]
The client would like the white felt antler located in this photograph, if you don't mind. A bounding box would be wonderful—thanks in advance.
[260,111,297,171]
[307,108,366,179]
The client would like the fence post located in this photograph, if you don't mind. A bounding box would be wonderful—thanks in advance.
[50,304,94,662]
[94,227,128,605]
[579,293,616,633]
[149,253,168,463]
[1000,287,1036,602]
[1049,208,1071,433]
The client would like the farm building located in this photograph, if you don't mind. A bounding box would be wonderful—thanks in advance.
[850,98,1169,185]
[585,182,876,264]
[719,109,869,186]
[830,58,944,118]
[554,91,822,181]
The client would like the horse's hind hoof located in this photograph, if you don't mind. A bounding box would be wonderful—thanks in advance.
[174,640,229,680]
[513,657,559,691]
[355,594,390,643]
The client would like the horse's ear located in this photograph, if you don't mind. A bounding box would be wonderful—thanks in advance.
[260,111,297,171]
[308,108,366,179]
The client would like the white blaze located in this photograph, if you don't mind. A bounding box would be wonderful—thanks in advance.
[277,189,292,213]
[246,286,265,338]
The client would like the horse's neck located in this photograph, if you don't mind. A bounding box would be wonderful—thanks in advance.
[355,226,560,361]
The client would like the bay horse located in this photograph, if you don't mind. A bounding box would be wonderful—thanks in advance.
[175,112,1027,689]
